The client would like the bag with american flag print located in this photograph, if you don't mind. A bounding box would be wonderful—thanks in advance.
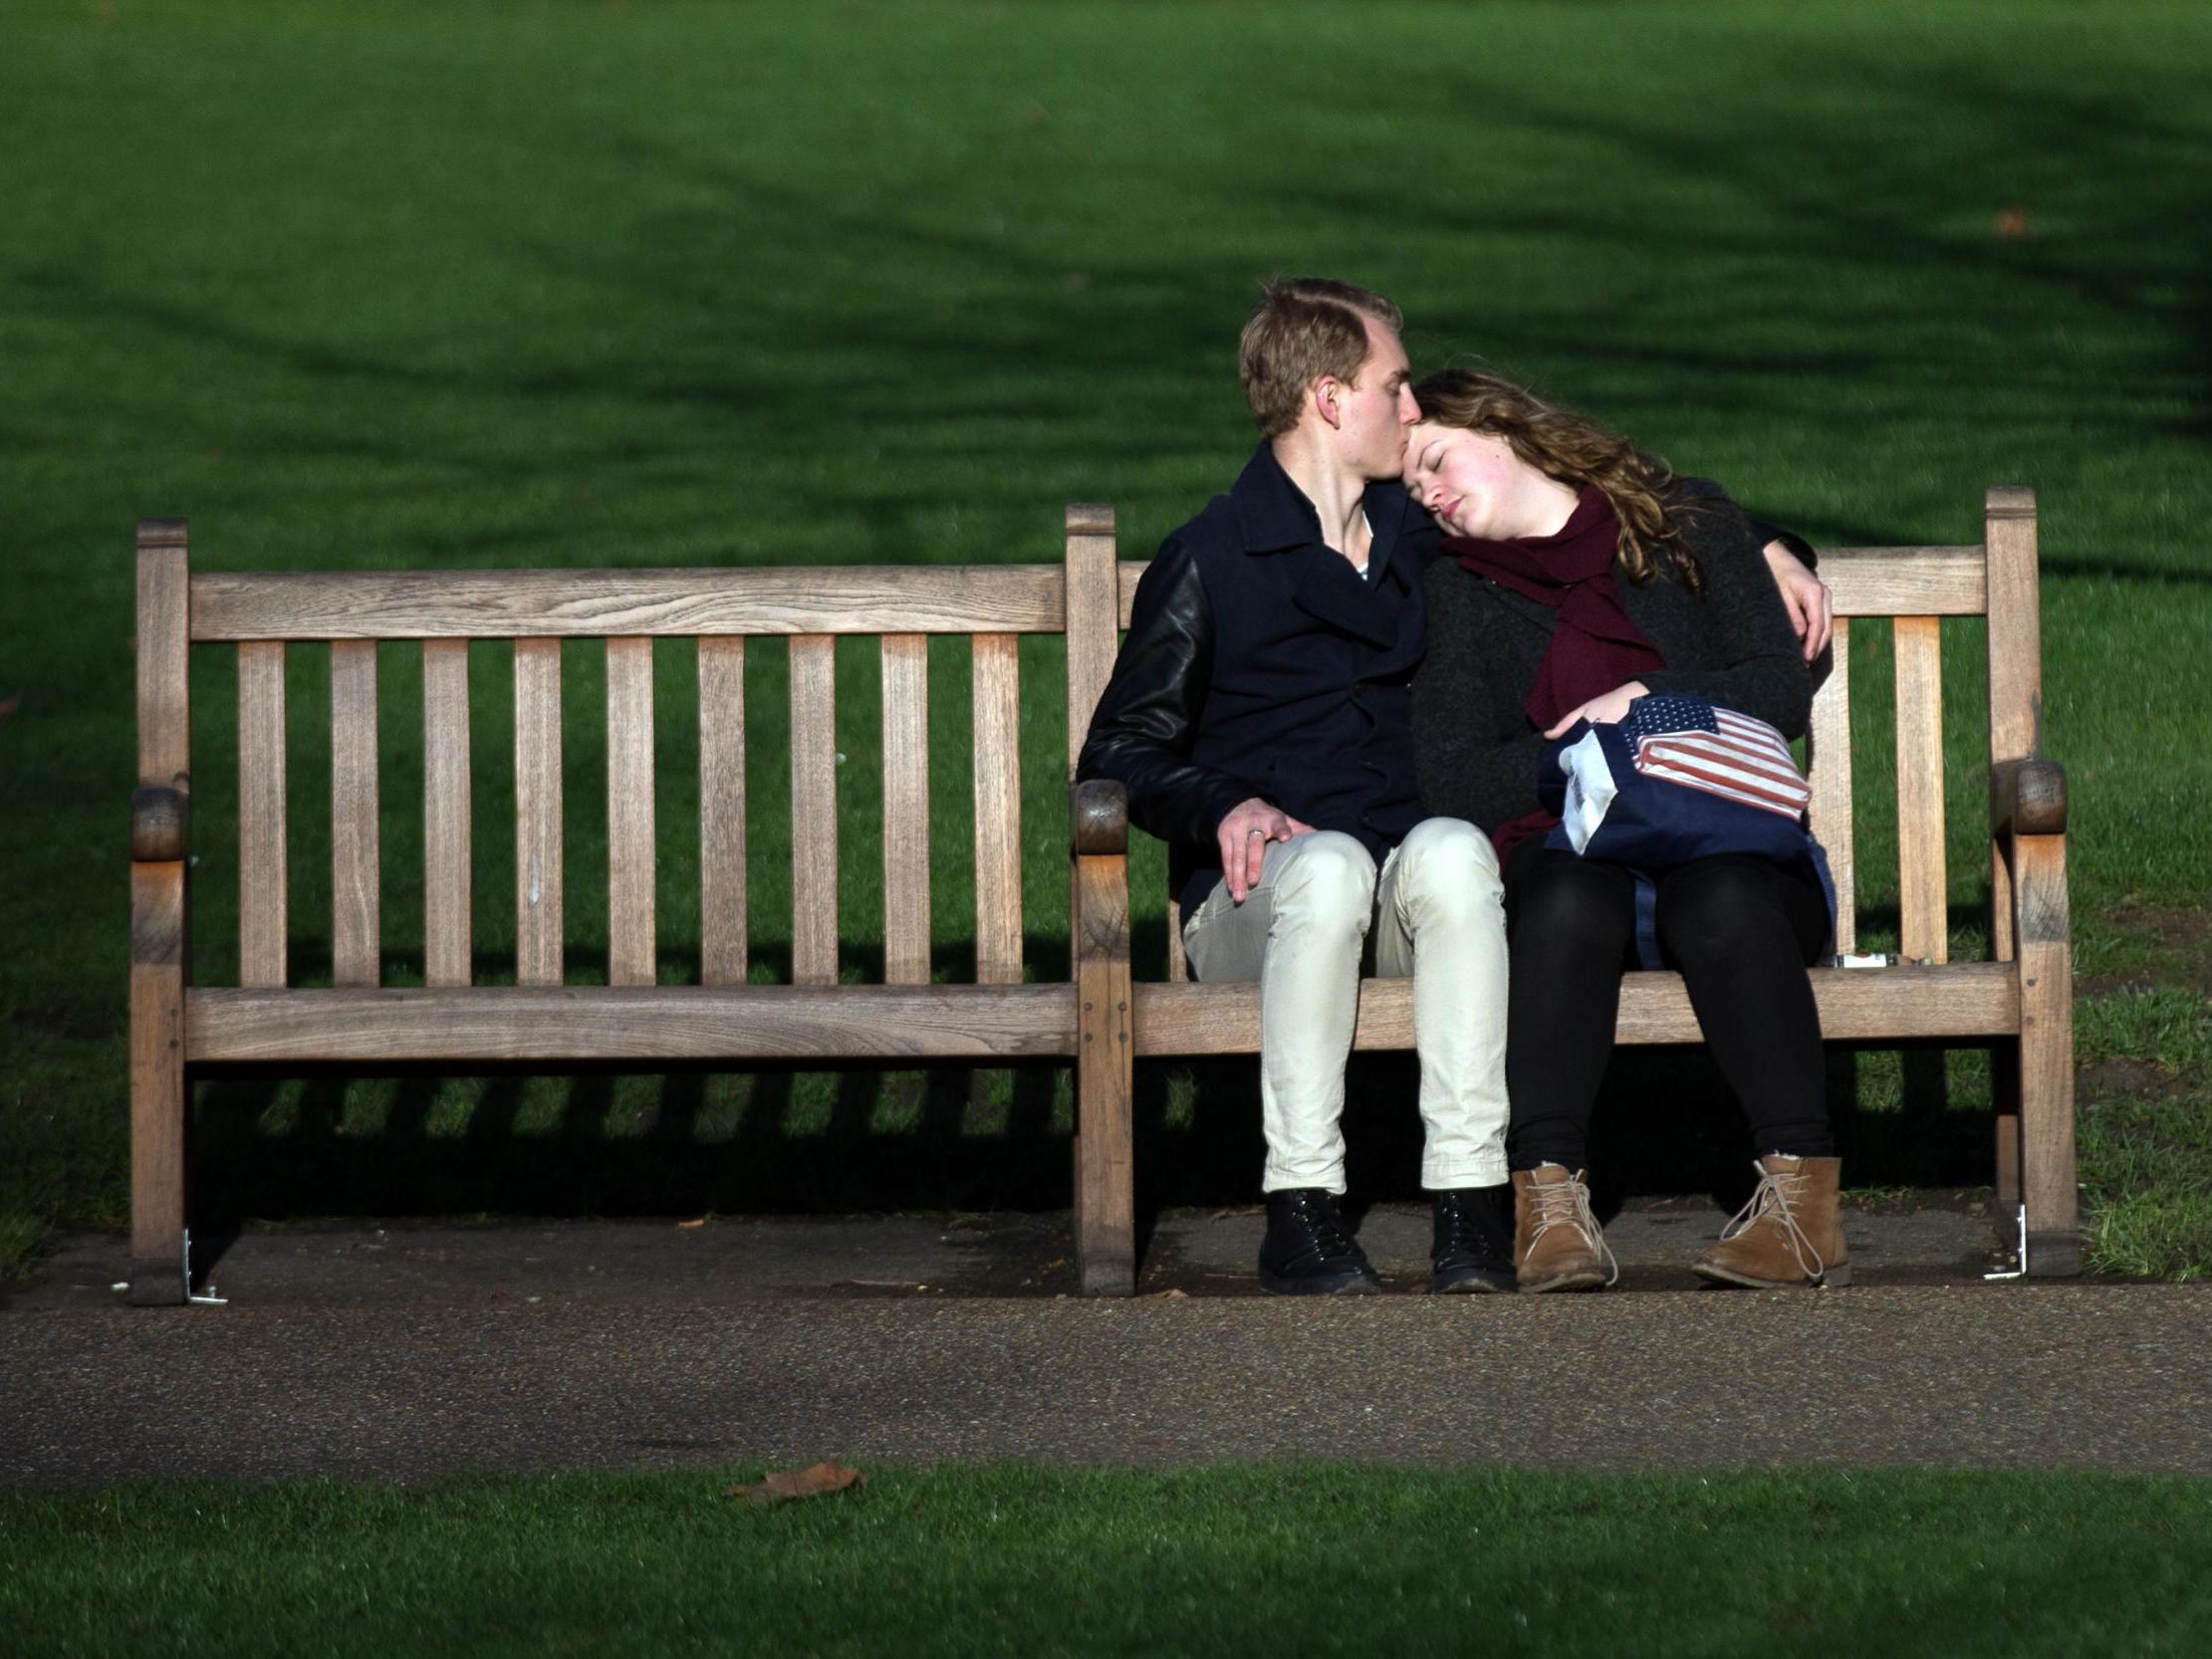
[1539,692,1817,869]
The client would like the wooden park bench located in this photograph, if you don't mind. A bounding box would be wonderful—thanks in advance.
[128,488,2075,1304]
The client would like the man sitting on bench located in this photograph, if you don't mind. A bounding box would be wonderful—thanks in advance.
[1080,279,1517,1296]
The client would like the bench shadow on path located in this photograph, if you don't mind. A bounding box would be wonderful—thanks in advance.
[185,896,2000,1291]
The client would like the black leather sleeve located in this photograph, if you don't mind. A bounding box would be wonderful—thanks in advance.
[1076,539,1263,848]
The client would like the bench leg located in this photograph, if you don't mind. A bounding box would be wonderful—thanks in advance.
[1992,1056,2022,1211]
[128,860,190,1305]
[1073,852,1134,1296]
[2012,833,2081,1277]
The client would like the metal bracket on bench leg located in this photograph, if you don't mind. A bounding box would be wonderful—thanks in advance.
[1983,1204,2029,1282]
[183,1229,228,1306]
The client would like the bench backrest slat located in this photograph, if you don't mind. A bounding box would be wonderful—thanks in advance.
[880,634,933,985]
[330,639,381,987]
[971,632,1026,985]
[1892,616,1948,964]
[789,634,841,986]
[607,638,658,986]
[1817,547,1986,617]
[137,525,190,789]
[1108,544,1991,631]
[189,568,1068,640]
[1063,509,1119,778]
[238,640,289,988]
[698,638,749,986]
[1806,617,1857,954]
[514,637,566,986]
[423,639,474,987]
[1984,490,2043,964]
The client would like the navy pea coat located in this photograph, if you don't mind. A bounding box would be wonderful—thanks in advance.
[1077,442,1440,917]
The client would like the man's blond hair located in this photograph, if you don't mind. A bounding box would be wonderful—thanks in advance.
[1237,278,1405,438]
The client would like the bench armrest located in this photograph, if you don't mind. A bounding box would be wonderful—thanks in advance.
[130,786,189,862]
[1990,758,2067,837]
[1072,779,1129,856]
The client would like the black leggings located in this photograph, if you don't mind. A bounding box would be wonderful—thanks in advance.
[1503,840,1834,1172]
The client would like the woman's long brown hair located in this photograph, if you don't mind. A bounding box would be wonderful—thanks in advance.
[1411,368,1705,593]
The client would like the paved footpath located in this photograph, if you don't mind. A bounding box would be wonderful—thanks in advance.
[6,1207,2208,1487]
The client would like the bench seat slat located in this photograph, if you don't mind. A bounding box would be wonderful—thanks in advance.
[186,984,1078,1063]
[1130,963,2021,1056]
[191,567,1067,640]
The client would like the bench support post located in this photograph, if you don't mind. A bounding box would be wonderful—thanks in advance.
[1073,851,1135,1296]
[1983,487,2080,1277]
[130,520,191,1305]
[2013,830,2080,1276]
[1064,506,1135,1295]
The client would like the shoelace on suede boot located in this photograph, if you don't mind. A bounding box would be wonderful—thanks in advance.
[1525,1170,1619,1289]
[1714,1162,1825,1278]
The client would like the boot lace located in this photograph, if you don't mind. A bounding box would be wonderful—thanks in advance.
[1432,1190,1492,1260]
[1718,1162,1826,1281]
[1530,1173,1618,1286]
[1280,1192,1360,1266]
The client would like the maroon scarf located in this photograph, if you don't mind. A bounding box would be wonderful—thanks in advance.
[1442,486,1667,860]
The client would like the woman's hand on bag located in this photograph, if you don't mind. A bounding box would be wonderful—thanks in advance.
[1544,680,1650,739]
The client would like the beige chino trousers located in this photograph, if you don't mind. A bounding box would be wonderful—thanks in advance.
[1181,818,1510,1195]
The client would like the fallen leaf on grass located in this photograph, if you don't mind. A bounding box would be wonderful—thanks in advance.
[1996,208,2031,239]
[725,1462,867,1504]
[0,696,20,719]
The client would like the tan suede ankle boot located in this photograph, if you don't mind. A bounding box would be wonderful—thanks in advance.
[1512,1164,1616,1293]
[1693,1154,1851,1289]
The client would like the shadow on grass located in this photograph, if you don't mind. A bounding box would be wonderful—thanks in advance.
[47,33,2165,1250]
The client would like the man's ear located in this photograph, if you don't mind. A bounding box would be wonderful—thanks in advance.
[1313,375,1344,430]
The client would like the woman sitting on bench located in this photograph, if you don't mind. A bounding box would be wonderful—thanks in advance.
[1405,368,1847,1293]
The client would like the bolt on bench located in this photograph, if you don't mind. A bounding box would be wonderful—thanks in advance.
[1069,487,2079,1282]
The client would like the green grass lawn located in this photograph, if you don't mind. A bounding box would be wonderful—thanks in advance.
[6,1464,2210,1657]
[3,0,2209,1268]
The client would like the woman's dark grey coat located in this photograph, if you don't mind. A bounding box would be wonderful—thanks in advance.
[1411,483,1814,835]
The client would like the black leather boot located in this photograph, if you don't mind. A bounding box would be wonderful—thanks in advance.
[1258,1189,1379,1296]
[1430,1183,1516,1295]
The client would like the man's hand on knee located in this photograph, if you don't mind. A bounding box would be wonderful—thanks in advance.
[1217,797,1315,904]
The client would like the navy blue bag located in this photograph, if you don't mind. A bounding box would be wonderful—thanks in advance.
[1535,692,1834,963]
